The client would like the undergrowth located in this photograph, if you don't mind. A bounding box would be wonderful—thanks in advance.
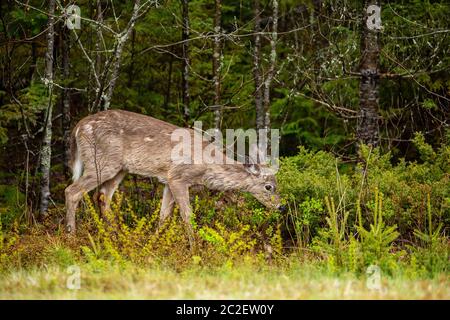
[0,137,448,280]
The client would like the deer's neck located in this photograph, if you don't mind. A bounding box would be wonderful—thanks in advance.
[203,164,252,192]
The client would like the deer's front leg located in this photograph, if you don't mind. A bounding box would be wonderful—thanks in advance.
[159,184,175,227]
[168,181,195,250]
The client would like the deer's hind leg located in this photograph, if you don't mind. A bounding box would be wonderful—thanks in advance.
[159,184,175,227]
[65,174,98,234]
[98,171,127,216]
[65,169,121,234]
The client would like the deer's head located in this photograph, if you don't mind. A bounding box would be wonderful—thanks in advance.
[242,144,285,213]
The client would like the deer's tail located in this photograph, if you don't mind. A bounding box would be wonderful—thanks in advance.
[70,127,83,182]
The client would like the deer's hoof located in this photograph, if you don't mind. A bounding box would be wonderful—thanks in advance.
[66,225,75,234]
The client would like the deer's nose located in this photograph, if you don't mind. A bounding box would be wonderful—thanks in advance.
[277,204,287,213]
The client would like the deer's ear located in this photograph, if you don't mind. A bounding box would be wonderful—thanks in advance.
[244,162,261,175]
[245,144,261,175]
[249,142,267,164]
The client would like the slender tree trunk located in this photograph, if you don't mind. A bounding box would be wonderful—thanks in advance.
[263,0,278,130]
[94,0,103,110]
[87,0,94,112]
[312,0,323,84]
[61,22,71,179]
[357,0,381,148]
[95,0,103,75]
[181,0,190,123]
[164,57,173,109]
[29,42,37,82]
[91,0,106,112]
[103,0,141,110]
[128,29,136,87]
[253,0,264,130]
[39,0,55,216]
[213,0,222,131]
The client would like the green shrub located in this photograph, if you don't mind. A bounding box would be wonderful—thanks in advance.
[409,193,449,276]
[0,135,447,278]
[278,142,449,249]
[277,141,448,275]
[0,185,25,228]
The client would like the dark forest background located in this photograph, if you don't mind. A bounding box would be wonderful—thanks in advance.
[0,1,448,279]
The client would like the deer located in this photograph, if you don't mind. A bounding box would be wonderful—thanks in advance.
[65,110,285,247]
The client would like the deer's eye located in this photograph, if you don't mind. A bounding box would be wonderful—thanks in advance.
[265,184,273,192]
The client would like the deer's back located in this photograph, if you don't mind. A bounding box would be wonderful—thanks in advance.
[73,110,182,178]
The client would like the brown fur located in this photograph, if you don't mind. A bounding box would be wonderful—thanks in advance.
[65,110,281,246]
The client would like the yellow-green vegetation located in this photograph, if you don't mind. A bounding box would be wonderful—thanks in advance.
[1,0,449,301]
[0,141,449,299]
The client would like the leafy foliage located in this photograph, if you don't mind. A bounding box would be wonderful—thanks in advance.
[0,0,448,291]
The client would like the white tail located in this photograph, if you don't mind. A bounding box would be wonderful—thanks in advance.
[72,146,83,181]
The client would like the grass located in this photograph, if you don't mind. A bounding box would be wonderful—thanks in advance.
[1,261,448,299]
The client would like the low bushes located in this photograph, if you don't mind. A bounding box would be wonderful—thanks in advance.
[0,134,448,278]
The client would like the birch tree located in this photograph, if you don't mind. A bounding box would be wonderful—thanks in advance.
[212,0,222,131]
[102,0,143,110]
[181,0,190,123]
[253,0,278,131]
[39,0,55,215]
[61,20,71,179]
[253,0,264,130]
[72,0,156,112]
[357,1,381,147]
[263,0,278,130]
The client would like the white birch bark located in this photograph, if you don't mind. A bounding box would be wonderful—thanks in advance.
[39,0,56,215]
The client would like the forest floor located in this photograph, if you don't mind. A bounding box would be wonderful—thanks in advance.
[0,263,448,299]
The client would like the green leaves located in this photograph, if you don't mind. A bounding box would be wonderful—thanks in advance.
[7,7,47,37]
[356,189,400,267]
[0,79,51,144]
[413,132,436,162]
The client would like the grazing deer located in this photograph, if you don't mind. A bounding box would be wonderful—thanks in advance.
[65,110,285,246]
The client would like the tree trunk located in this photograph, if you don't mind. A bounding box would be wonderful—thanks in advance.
[213,0,222,131]
[96,0,103,75]
[128,28,136,87]
[164,57,173,109]
[357,0,381,148]
[263,0,278,130]
[103,0,141,110]
[29,42,37,82]
[61,22,71,179]
[90,0,106,112]
[39,0,55,216]
[253,0,264,130]
[181,0,190,123]
[94,0,104,106]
